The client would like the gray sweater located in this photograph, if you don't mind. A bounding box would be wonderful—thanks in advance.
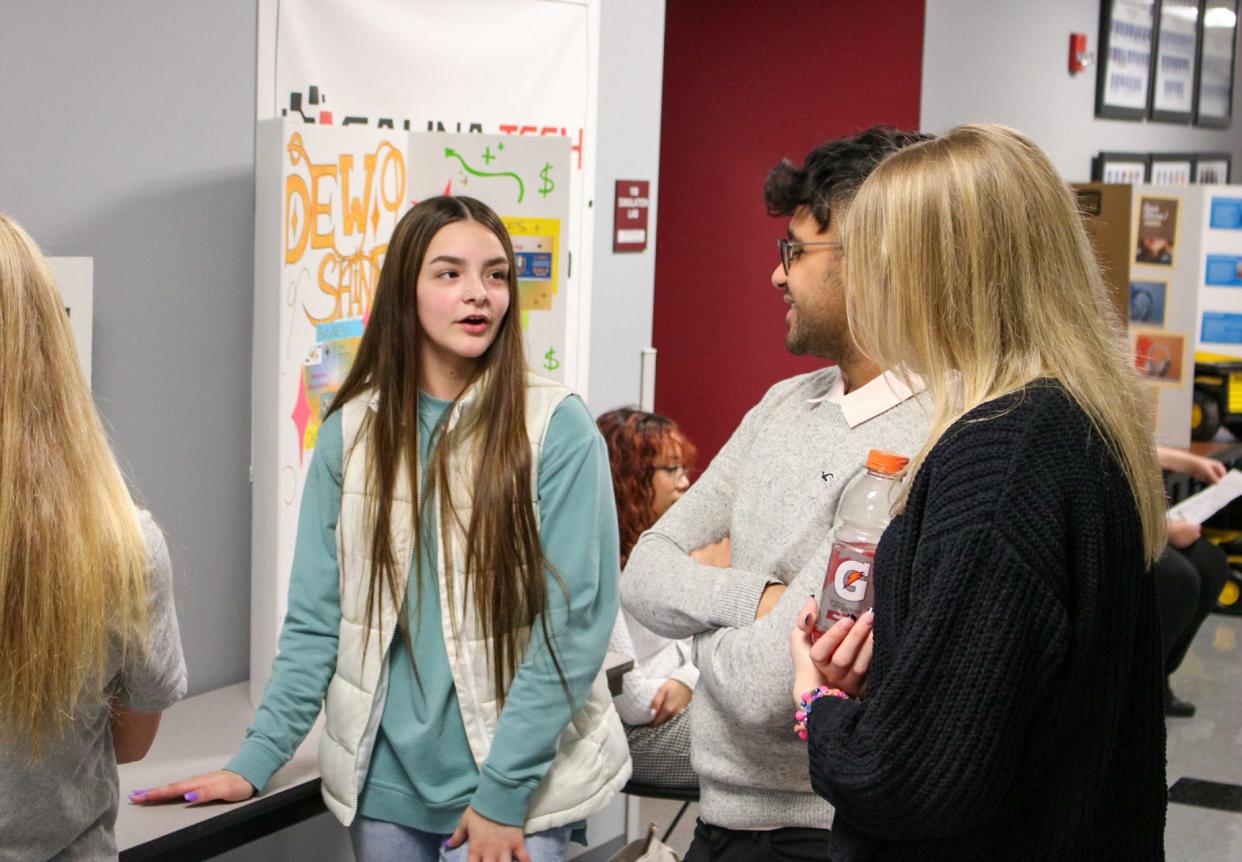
[622,367,929,831]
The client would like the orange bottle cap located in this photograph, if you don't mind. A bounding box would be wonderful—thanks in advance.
[866,449,909,475]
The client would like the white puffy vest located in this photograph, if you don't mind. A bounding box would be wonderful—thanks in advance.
[317,371,631,830]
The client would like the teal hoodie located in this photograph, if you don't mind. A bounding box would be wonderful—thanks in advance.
[228,391,620,836]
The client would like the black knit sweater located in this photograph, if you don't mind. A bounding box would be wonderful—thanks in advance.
[808,382,1167,861]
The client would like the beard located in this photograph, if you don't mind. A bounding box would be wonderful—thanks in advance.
[785,308,846,360]
[785,327,809,355]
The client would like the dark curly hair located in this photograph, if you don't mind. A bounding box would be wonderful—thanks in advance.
[764,126,933,231]
[597,408,697,567]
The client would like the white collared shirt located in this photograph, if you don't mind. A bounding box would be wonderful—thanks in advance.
[809,368,924,428]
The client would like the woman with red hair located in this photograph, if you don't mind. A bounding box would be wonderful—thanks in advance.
[598,408,700,788]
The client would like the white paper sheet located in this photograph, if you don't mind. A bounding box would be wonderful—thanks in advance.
[1167,468,1242,524]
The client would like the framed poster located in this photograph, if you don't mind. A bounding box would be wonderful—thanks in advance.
[1150,152,1197,183]
[1150,0,1201,121]
[1196,152,1233,182]
[1135,195,1182,265]
[1098,0,1159,119]
[1093,151,1151,182]
[1195,0,1238,127]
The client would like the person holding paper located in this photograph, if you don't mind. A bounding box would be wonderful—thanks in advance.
[1155,447,1231,717]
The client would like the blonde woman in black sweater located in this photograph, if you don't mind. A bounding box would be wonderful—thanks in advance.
[789,125,1167,860]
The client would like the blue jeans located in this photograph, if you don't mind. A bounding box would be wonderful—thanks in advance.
[348,816,571,862]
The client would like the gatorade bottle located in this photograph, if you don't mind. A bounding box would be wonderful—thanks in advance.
[814,449,910,635]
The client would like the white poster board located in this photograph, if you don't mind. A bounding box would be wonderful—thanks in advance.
[46,257,93,385]
[407,132,572,379]
[251,122,572,703]
[1194,186,1242,358]
[251,120,410,702]
[256,0,595,394]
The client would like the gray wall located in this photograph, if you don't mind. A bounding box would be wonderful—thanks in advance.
[0,0,258,695]
[0,2,659,858]
[921,0,1242,180]
[585,0,667,416]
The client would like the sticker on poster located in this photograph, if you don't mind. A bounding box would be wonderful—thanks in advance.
[1205,255,1242,287]
[1132,330,1186,384]
[1210,198,1242,230]
[1135,196,1180,266]
[1129,280,1168,326]
[297,334,362,451]
[503,216,560,319]
[1202,311,1242,344]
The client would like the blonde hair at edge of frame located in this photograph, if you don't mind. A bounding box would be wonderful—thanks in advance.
[0,213,148,760]
[842,124,1166,564]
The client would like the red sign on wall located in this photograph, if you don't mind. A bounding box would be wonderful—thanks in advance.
[614,179,650,252]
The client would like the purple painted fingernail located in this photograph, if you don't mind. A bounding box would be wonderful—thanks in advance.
[441,839,452,849]
[184,791,200,802]
[847,613,858,621]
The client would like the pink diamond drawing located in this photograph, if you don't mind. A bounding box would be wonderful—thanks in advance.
[291,376,311,465]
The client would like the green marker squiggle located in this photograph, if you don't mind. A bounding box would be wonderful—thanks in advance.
[444,147,525,203]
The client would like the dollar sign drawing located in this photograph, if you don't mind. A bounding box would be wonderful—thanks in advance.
[543,347,560,371]
[538,163,555,198]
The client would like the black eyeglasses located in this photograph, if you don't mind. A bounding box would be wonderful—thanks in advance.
[652,464,689,479]
[778,237,844,275]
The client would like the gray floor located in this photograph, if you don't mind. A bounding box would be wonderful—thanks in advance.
[1166,614,1242,860]
[637,616,1242,862]
[636,796,699,858]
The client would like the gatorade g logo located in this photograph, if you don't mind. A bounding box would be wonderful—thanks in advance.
[833,559,870,601]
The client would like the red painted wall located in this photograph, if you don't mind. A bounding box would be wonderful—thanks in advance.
[653,1,926,466]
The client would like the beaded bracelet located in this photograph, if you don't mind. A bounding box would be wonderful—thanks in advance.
[794,686,850,740]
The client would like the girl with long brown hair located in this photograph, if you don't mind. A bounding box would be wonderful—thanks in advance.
[136,196,629,862]
[598,408,699,788]
[0,213,186,860]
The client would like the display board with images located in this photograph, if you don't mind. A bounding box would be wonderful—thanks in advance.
[1129,185,1201,446]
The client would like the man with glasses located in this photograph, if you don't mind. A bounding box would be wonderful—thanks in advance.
[623,127,932,861]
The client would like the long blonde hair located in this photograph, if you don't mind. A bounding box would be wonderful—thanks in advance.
[844,124,1166,562]
[0,213,148,758]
